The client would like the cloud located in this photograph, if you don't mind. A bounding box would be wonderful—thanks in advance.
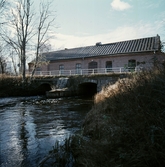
[111,0,131,11]
[49,20,164,51]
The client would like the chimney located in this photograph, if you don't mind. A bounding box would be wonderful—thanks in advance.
[96,42,102,46]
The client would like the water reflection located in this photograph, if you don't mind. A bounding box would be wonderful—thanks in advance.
[0,97,93,167]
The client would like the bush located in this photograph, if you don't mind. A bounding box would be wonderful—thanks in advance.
[73,65,165,167]
[0,75,43,97]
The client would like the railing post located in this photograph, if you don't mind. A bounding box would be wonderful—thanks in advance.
[81,69,82,75]
[92,69,94,74]
[120,68,122,73]
[70,70,71,75]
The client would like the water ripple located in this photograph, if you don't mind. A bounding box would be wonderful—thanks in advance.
[0,97,93,167]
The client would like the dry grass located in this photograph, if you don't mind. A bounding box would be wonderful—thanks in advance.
[72,64,165,167]
[0,75,44,97]
[0,74,58,97]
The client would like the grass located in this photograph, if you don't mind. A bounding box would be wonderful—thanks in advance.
[71,64,165,167]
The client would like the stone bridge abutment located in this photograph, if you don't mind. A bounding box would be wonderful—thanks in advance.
[33,74,128,97]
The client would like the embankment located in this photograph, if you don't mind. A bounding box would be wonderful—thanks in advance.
[0,75,51,97]
[72,66,165,167]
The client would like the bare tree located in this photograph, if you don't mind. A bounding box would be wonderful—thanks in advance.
[0,45,7,74]
[1,0,34,82]
[0,0,5,6]
[0,0,6,25]
[0,0,5,14]
[0,0,56,82]
[30,1,55,79]
[9,49,19,75]
[0,58,6,74]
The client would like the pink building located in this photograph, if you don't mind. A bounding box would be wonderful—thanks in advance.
[28,35,163,74]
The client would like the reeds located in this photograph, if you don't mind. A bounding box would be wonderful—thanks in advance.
[74,64,165,166]
[38,136,75,167]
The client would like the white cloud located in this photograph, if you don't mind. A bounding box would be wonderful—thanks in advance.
[49,20,164,51]
[111,0,131,11]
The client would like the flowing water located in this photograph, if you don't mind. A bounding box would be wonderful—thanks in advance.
[0,96,93,167]
[56,78,69,89]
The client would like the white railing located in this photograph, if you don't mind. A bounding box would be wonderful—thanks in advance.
[28,67,142,76]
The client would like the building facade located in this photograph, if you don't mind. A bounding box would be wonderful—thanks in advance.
[28,35,163,73]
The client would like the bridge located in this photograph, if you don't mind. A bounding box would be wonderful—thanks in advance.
[31,68,132,98]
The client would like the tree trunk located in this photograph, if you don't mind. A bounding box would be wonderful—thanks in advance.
[21,47,26,82]
[22,54,26,82]
[0,58,5,74]
[30,53,39,81]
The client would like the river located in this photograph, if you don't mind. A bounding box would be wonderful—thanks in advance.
[0,96,93,167]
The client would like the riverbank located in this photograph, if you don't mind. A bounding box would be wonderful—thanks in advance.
[0,75,53,97]
[71,66,165,167]
[0,75,31,97]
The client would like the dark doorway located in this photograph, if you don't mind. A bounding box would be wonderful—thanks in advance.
[36,83,51,95]
[78,82,97,97]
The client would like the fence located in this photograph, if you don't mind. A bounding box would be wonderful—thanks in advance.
[28,67,142,76]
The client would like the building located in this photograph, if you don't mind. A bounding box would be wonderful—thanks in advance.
[28,35,163,74]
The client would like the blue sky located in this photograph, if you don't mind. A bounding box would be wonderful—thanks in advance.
[48,0,165,50]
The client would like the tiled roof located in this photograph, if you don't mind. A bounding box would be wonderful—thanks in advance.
[42,35,160,61]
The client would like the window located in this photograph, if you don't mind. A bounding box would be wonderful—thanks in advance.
[128,59,136,71]
[36,67,41,71]
[76,63,82,74]
[59,64,64,70]
[59,64,64,74]
[88,61,98,73]
[106,61,112,72]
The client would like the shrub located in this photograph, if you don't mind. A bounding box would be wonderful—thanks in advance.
[74,65,165,167]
